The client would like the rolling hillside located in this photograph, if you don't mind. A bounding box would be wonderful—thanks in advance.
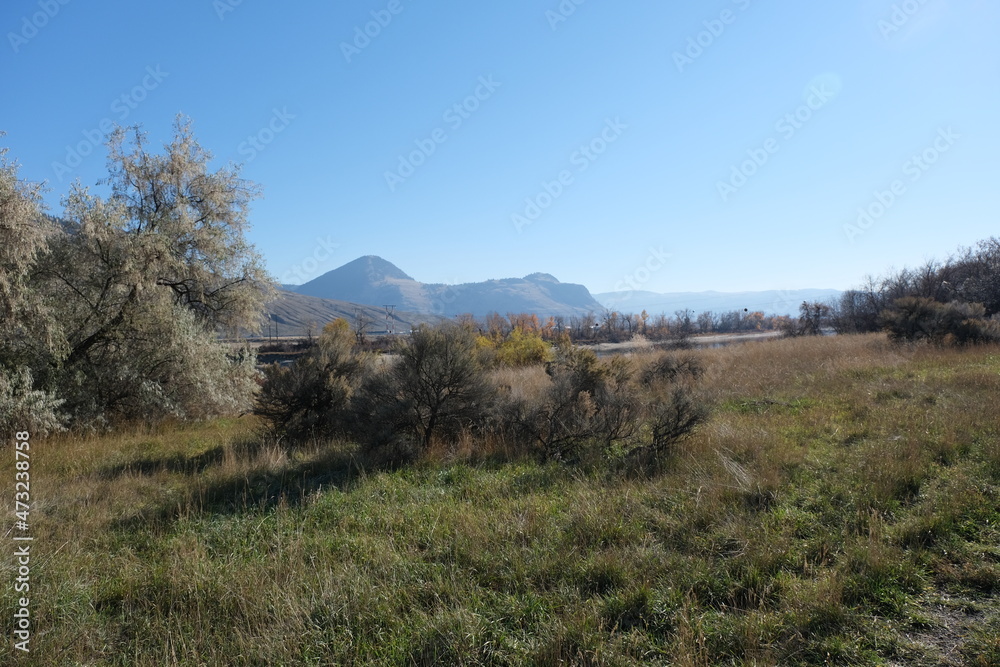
[263,290,441,337]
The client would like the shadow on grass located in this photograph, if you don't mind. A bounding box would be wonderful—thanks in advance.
[106,432,543,535]
[110,442,376,533]
[190,445,364,514]
[97,445,232,479]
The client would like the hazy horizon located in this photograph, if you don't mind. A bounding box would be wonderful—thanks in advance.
[280,252,843,299]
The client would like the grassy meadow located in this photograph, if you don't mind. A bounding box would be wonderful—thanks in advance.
[4,333,1000,665]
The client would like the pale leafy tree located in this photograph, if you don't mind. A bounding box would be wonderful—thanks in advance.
[6,117,275,426]
[95,118,272,331]
[0,138,52,331]
[0,139,64,434]
[0,366,65,436]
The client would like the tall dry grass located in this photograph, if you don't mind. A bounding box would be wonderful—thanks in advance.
[5,333,1000,665]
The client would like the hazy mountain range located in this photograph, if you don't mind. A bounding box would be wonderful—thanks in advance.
[282,256,604,319]
[594,289,843,317]
[265,256,841,335]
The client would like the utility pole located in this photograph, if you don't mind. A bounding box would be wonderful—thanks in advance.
[383,305,395,335]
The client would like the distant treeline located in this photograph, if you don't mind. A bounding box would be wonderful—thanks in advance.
[458,236,1000,346]
[829,237,1000,343]
[444,309,792,345]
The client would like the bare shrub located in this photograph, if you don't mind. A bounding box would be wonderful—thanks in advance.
[350,324,495,459]
[640,353,704,385]
[632,388,707,465]
[493,341,707,465]
[621,352,708,468]
[591,356,642,449]
[254,319,366,445]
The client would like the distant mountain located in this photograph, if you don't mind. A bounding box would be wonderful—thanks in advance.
[595,289,842,317]
[286,256,604,318]
[263,290,441,338]
[289,256,419,307]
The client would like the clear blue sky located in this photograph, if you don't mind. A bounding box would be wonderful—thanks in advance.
[3,0,997,294]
